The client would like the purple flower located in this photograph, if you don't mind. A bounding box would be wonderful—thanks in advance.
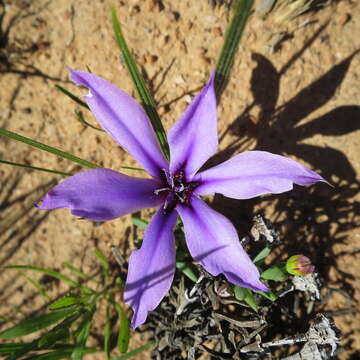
[36,70,325,328]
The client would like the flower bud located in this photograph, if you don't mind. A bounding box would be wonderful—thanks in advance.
[286,255,315,276]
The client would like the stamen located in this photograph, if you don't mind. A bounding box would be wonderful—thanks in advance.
[156,168,198,210]
[154,187,169,195]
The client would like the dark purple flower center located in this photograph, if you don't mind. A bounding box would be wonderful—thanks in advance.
[155,169,199,213]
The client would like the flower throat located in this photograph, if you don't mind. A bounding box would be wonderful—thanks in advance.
[155,169,199,213]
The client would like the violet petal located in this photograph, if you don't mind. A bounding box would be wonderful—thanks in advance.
[36,169,164,221]
[70,70,168,177]
[124,208,177,328]
[177,196,267,291]
[194,151,326,199]
[168,73,217,179]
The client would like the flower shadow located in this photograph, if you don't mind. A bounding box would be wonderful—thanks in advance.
[210,22,360,312]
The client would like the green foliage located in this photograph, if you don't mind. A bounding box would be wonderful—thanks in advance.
[215,0,254,98]
[0,249,144,360]
[253,246,271,265]
[233,286,259,311]
[55,85,89,110]
[0,128,99,169]
[261,266,288,281]
[0,159,72,177]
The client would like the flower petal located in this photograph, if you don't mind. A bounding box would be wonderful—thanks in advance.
[194,151,326,199]
[177,196,267,291]
[36,169,164,221]
[70,70,168,177]
[168,73,217,179]
[124,208,177,328]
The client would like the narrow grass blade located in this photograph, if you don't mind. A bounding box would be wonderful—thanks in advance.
[56,85,89,110]
[63,263,92,282]
[111,8,170,160]
[110,342,155,360]
[19,271,50,302]
[74,110,104,132]
[0,160,72,177]
[215,0,254,98]
[4,265,94,294]
[117,166,145,172]
[0,128,99,169]
[71,309,95,360]
[94,248,110,272]
[131,217,148,229]
[104,304,111,360]
[0,308,78,339]
[113,303,130,353]
[0,343,29,355]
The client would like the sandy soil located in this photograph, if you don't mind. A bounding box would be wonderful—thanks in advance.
[0,0,359,358]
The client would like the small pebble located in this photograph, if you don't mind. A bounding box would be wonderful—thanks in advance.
[143,55,158,64]
[337,13,350,26]
[213,27,222,36]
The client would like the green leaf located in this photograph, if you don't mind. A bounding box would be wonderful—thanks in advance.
[253,246,271,265]
[111,8,170,161]
[233,285,247,301]
[56,85,90,110]
[0,308,78,339]
[215,0,254,98]
[38,312,83,348]
[131,217,148,229]
[0,343,29,355]
[176,261,198,282]
[244,291,258,312]
[254,290,278,302]
[4,265,94,294]
[261,266,287,281]
[233,287,258,311]
[115,303,130,354]
[48,296,85,310]
[110,342,155,360]
[38,328,69,349]
[71,309,95,360]
[0,128,99,169]
[0,159,72,177]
